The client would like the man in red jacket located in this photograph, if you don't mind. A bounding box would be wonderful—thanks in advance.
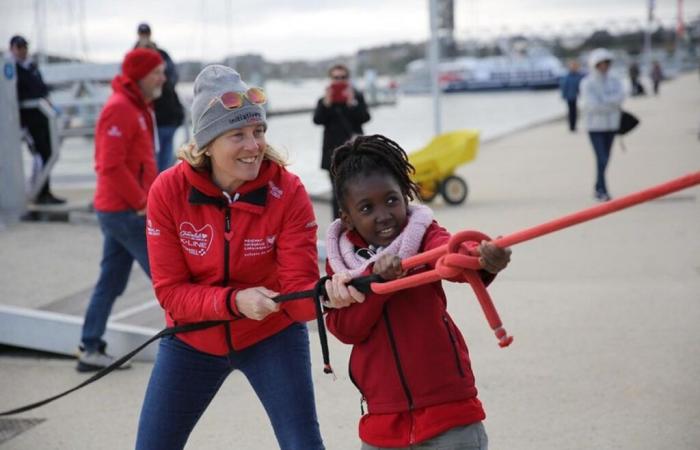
[77,48,165,372]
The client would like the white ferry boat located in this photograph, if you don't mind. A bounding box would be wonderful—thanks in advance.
[401,41,566,93]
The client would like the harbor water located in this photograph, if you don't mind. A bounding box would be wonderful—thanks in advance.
[40,79,566,197]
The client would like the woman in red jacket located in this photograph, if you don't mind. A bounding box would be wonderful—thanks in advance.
[135,65,336,450]
[324,135,511,449]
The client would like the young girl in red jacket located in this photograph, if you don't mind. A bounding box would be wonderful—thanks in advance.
[324,135,511,449]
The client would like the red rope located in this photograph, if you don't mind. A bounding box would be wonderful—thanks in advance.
[371,171,700,347]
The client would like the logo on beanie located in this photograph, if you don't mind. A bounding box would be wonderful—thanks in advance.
[230,111,263,125]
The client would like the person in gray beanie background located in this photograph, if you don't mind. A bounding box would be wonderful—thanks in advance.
[135,64,354,450]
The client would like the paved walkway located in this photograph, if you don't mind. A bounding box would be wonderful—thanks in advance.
[1,73,698,449]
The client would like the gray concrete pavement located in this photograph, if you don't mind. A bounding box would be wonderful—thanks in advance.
[1,73,698,449]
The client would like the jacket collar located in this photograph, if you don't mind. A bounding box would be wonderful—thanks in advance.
[111,74,150,110]
[184,160,279,215]
[111,74,155,139]
[188,185,268,210]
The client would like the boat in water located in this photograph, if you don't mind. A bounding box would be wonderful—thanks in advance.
[401,40,566,94]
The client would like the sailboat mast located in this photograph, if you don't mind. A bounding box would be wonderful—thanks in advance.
[428,0,442,135]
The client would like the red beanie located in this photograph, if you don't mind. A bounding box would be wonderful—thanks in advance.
[121,48,164,82]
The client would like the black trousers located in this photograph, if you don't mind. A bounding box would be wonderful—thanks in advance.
[22,109,53,199]
[566,99,578,131]
[327,172,340,220]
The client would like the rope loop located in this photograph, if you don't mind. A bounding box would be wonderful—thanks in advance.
[433,230,492,281]
[447,230,491,253]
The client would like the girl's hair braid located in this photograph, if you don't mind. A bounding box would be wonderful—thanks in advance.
[330,134,420,209]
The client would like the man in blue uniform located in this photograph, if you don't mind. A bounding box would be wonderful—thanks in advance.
[9,35,65,204]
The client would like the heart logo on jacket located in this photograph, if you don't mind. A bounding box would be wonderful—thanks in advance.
[179,222,214,256]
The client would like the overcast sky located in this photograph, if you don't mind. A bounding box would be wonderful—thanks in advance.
[2,0,697,63]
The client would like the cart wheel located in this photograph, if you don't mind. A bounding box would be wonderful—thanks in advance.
[440,176,468,205]
[418,183,439,203]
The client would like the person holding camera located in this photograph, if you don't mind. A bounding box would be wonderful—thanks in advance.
[313,64,370,219]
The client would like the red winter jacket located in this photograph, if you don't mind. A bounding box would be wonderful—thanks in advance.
[93,75,158,212]
[146,160,319,355]
[326,222,493,415]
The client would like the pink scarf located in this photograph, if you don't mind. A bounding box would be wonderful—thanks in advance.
[326,204,434,277]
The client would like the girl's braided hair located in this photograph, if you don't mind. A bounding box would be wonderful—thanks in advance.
[330,134,420,209]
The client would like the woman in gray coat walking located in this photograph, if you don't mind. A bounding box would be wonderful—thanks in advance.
[580,48,625,201]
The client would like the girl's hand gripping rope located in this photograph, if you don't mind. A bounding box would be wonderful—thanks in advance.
[474,239,512,274]
[373,254,406,280]
[324,272,366,309]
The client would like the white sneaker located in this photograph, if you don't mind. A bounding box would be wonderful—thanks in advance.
[76,346,131,372]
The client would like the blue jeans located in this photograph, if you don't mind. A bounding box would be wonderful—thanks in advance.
[588,131,615,195]
[157,125,178,173]
[135,323,325,450]
[80,211,150,352]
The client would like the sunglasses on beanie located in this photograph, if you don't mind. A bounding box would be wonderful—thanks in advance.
[206,87,266,110]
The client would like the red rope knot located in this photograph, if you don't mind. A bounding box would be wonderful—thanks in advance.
[433,230,487,280]
[369,229,513,348]
[441,230,514,348]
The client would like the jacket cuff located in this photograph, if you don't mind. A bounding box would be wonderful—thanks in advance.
[226,289,245,318]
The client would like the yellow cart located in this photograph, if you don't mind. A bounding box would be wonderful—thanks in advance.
[408,130,479,205]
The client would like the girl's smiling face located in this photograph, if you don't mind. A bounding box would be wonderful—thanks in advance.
[340,171,409,248]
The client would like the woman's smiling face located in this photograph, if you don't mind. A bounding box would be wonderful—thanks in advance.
[340,171,408,248]
[209,123,267,192]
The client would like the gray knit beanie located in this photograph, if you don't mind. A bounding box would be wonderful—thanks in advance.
[191,65,266,149]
